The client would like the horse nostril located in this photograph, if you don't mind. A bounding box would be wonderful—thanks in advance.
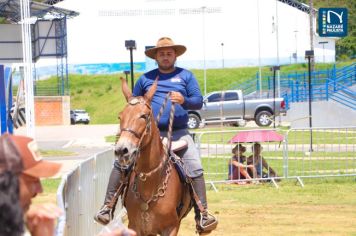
[115,147,129,156]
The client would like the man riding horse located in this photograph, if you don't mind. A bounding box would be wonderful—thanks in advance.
[94,37,218,235]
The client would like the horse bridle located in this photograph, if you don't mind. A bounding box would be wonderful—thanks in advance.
[116,97,153,170]
[119,97,152,144]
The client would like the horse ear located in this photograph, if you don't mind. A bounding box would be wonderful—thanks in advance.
[120,77,132,101]
[144,76,158,103]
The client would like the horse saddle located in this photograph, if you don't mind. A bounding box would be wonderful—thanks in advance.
[161,137,191,184]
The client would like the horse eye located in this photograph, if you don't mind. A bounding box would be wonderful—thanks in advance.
[140,114,148,120]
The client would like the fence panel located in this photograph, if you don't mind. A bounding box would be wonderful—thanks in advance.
[194,129,284,184]
[64,168,81,236]
[194,127,355,184]
[57,148,115,236]
[285,127,356,178]
[78,158,96,235]
[94,149,117,235]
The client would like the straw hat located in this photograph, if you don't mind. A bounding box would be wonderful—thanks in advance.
[145,37,186,59]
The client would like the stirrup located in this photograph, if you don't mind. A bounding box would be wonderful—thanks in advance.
[196,211,218,235]
[94,205,114,225]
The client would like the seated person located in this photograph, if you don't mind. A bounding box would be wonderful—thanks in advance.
[247,143,278,179]
[228,144,257,181]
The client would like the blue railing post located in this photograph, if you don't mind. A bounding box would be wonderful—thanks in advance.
[332,64,337,92]
[256,72,260,92]
[0,65,6,134]
[296,81,299,102]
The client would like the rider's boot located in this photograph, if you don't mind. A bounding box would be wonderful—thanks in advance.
[94,165,122,225]
[192,174,218,235]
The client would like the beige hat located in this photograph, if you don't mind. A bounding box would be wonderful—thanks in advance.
[145,37,186,59]
[6,134,61,178]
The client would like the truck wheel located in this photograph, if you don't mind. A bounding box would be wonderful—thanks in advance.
[187,113,200,129]
[255,111,273,127]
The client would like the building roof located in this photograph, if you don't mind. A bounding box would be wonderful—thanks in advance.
[278,0,316,14]
[0,0,78,23]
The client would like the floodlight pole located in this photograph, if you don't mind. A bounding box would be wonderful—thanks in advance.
[305,50,314,152]
[221,42,224,68]
[270,66,280,128]
[201,6,207,95]
[125,40,136,92]
[124,70,130,83]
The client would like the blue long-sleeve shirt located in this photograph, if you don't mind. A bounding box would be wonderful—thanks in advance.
[133,67,203,131]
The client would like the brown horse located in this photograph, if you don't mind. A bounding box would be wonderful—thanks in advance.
[115,77,192,236]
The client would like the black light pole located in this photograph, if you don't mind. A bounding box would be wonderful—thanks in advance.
[270,66,280,128]
[125,40,136,92]
[221,42,224,68]
[123,70,130,83]
[305,50,314,152]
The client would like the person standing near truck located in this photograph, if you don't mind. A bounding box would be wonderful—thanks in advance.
[0,133,63,236]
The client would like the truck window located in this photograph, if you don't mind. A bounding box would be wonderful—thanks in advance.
[224,92,238,101]
[207,93,222,102]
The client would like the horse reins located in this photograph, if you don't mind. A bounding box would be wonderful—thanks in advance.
[156,92,174,151]
[131,92,175,185]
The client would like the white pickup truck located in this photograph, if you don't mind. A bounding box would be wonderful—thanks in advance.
[187,90,286,128]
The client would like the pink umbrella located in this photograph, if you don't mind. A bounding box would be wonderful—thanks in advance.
[229,130,284,143]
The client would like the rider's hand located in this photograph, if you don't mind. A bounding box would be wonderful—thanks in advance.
[98,228,137,236]
[170,92,184,104]
[26,203,63,236]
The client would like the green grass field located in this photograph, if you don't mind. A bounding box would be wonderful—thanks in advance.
[36,60,355,124]
[38,177,356,236]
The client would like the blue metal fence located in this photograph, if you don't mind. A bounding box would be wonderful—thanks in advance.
[232,63,356,110]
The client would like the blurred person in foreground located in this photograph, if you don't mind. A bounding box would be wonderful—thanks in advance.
[0,133,135,236]
[0,133,62,236]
